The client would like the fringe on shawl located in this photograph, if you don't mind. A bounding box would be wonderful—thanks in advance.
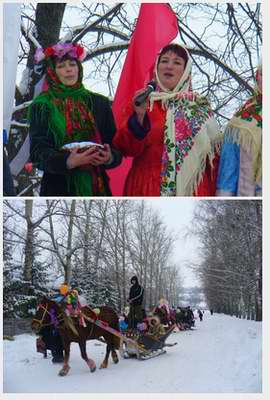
[225,120,262,185]
[28,94,67,150]
[226,120,261,156]
[175,120,223,196]
[149,88,223,196]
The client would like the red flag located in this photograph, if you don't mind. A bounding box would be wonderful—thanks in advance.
[109,4,179,196]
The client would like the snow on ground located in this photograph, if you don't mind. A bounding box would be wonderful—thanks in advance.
[3,312,262,393]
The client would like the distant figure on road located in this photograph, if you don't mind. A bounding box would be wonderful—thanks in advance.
[210,309,214,315]
[198,309,203,321]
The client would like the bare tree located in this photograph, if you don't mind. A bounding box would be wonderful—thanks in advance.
[101,200,135,310]
[4,199,53,284]
[3,199,185,313]
[44,199,77,284]
[190,200,262,321]
[7,3,261,194]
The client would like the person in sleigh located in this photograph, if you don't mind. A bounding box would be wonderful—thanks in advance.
[51,284,86,327]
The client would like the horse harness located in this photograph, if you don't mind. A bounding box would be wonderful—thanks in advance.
[33,303,164,356]
[33,303,108,339]
[33,303,64,330]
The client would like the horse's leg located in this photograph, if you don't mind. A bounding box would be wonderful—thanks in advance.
[108,333,119,364]
[78,340,96,373]
[100,334,119,368]
[118,337,124,358]
[111,347,119,364]
[58,342,71,376]
[100,343,111,369]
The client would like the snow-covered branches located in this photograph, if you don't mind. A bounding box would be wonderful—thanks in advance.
[3,199,184,316]
[190,200,262,321]
[8,3,261,194]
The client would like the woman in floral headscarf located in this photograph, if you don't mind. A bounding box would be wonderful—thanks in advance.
[216,63,262,196]
[113,43,222,196]
[29,43,121,196]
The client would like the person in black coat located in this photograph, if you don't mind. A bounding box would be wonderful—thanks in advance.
[127,275,144,330]
[198,309,203,321]
[39,325,64,363]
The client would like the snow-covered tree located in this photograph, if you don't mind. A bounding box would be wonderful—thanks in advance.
[3,199,184,315]
[191,200,262,321]
[98,273,119,311]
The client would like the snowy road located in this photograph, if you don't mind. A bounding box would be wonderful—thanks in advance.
[3,312,261,393]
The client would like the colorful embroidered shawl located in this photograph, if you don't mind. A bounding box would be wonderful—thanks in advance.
[225,92,262,189]
[149,45,222,196]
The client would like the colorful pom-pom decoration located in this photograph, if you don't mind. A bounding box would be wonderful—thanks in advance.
[59,284,69,295]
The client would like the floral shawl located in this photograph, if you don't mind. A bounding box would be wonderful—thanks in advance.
[149,45,222,196]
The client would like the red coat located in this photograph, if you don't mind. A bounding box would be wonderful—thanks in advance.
[113,102,219,196]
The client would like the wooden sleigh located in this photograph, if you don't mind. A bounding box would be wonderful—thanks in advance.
[121,324,177,360]
[79,312,177,361]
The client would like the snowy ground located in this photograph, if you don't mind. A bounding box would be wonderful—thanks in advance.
[3,312,262,394]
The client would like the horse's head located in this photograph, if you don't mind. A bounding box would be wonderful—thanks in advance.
[31,297,57,334]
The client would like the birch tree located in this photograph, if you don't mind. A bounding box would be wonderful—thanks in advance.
[102,200,134,310]
[3,198,187,314]
[45,199,77,284]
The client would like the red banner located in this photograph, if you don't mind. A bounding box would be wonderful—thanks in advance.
[109,4,179,196]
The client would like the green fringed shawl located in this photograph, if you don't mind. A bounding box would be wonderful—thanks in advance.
[28,65,105,196]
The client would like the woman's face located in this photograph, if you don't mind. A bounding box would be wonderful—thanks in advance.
[157,50,186,90]
[55,59,79,86]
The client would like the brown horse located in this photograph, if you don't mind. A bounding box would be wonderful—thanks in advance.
[31,297,120,376]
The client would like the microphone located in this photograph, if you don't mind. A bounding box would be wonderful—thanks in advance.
[134,80,157,106]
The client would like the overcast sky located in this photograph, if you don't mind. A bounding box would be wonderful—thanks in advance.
[16,3,260,97]
[146,198,201,288]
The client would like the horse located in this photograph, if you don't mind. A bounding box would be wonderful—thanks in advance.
[31,297,120,376]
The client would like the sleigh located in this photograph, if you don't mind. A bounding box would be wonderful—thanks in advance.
[121,324,177,360]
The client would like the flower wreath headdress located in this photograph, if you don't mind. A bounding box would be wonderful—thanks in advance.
[34,42,87,64]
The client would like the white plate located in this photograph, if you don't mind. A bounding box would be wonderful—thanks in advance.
[61,141,104,150]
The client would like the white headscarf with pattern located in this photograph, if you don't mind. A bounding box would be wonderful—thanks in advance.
[149,43,222,196]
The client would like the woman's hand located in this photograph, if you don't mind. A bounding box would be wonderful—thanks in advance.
[133,88,148,125]
[66,144,112,169]
[89,143,112,166]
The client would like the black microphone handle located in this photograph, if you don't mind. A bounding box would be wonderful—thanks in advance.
[134,84,156,107]
[134,89,151,107]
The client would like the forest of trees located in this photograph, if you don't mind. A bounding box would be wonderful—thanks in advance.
[3,199,262,322]
[3,199,183,318]
[191,200,262,321]
[6,2,262,194]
